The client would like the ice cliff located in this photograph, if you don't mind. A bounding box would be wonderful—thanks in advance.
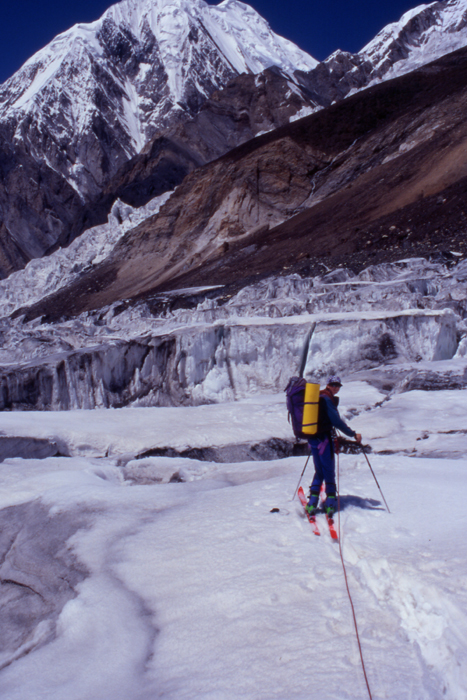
[0,256,465,410]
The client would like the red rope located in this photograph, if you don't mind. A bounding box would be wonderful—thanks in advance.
[336,452,373,700]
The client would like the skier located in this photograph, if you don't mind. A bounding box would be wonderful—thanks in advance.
[306,376,361,518]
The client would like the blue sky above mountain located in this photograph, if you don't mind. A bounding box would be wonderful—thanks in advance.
[1,0,424,84]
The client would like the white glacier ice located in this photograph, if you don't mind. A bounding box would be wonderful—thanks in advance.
[0,190,173,319]
[0,196,466,700]
[0,255,466,410]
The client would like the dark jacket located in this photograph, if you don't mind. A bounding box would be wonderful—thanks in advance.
[317,387,356,439]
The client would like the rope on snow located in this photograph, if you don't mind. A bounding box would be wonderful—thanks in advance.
[336,451,374,700]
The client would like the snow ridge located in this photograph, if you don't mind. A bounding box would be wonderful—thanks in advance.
[361,0,467,82]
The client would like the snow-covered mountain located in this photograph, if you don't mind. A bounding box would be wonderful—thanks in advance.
[2,4,467,693]
[295,0,467,110]
[0,0,318,277]
[0,0,317,200]
[361,0,467,82]
[1,379,466,698]
[4,0,465,201]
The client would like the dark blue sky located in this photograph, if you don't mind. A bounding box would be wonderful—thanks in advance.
[1,0,424,84]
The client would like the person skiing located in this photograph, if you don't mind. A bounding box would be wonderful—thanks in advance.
[306,376,361,518]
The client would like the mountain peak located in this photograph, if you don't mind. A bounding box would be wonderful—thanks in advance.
[361,0,467,80]
[0,0,318,274]
[0,0,317,170]
[0,0,317,216]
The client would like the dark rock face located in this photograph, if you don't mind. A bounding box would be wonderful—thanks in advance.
[75,67,317,234]
[294,52,373,109]
[137,437,296,465]
[18,46,467,321]
[0,130,86,278]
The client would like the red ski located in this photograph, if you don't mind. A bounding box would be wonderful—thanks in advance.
[320,485,339,541]
[325,514,339,541]
[298,487,320,536]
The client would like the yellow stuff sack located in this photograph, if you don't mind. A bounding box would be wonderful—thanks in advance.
[302,382,320,435]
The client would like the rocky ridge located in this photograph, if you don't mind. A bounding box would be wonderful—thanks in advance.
[295,0,467,109]
[73,0,467,238]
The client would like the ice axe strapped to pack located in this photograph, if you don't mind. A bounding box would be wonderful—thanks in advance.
[286,323,320,438]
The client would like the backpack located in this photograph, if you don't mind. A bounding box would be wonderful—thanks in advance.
[285,377,307,439]
[285,377,319,440]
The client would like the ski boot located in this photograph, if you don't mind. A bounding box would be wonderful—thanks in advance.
[324,496,337,519]
[306,490,319,516]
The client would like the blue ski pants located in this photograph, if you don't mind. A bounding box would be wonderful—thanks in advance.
[308,435,336,498]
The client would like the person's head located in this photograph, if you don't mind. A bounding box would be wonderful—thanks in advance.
[326,375,342,395]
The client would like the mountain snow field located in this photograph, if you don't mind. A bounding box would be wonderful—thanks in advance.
[361,0,467,83]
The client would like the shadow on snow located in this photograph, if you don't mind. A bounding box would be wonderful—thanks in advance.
[337,494,384,512]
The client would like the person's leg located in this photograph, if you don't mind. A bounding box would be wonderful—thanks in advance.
[307,441,325,512]
[319,439,337,515]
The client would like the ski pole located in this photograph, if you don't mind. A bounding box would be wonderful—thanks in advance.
[362,450,391,514]
[292,450,311,501]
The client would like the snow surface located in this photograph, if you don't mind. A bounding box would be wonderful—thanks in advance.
[0,214,466,697]
[0,382,466,699]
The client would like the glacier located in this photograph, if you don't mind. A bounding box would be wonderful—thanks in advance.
[0,256,466,410]
[0,191,174,319]
[1,241,466,700]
